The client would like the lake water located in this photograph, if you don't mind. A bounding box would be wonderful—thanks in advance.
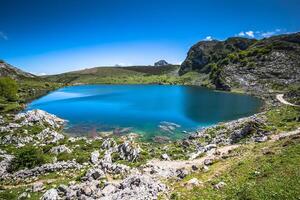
[26,84,262,140]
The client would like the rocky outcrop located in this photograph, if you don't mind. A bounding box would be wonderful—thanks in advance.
[101,138,117,149]
[189,113,267,145]
[1,160,82,181]
[90,150,100,164]
[179,33,300,95]
[15,109,65,129]
[36,128,65,144]
[0,150,14,178]
[49,174,166,200]
[118,141,141,162]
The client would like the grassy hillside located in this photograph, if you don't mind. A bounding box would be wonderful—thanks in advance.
[44,65,199,85]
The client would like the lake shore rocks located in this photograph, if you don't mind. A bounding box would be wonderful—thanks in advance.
[14,109,65,129]
[188,113,267,145]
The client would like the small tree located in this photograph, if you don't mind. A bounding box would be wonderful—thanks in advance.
[0,77,18,101]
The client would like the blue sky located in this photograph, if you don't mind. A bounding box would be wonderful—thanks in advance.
[0,0,299,75]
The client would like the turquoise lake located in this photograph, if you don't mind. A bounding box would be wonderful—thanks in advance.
[26,84,262,140]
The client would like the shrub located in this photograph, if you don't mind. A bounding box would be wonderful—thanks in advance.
[227,53,239,63]
[0,77,18,101]
[9,146,48,172]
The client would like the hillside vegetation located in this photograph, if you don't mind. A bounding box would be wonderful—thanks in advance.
[0,61,61,113]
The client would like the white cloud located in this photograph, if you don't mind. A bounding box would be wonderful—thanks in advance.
[238,32,245,36]
[261,31,276,38]
[204,36,213,41]
[236,28,285,39]
[0,32,8,40]
[245,31,254,38]
[33,72,47,76]
[260,29,283,38]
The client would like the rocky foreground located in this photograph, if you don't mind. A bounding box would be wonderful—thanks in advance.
[0,106,299,199]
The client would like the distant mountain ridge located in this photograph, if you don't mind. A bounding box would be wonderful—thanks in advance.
[0,60,35,79]
[179,32,300,95]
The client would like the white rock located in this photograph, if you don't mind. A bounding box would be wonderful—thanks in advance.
[32,182,44,192]
[50,145,72,154]
[41,188,59,200]
[185,178,202,189]
[90,150,100,164]
[214,181,227,190]
[161,153,171,161]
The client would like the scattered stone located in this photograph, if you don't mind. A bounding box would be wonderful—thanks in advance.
[50,145,72,154]
[101,138,117,149]
[254,136,268,142]
[90,150,100,164]
[57,184,68,193]
[161,153,171,161]
[176,169,189,179]
[214,181,227,190]
[83,168,105,181]
[41,188,59,200]
[191,165,198,171]
[185,178,202,189]
[201,165,209,172]
[32,182,44,192]
[0,116,4,124]
[204,158,213,166]
[18,192,30,200]
[99,161,130,175]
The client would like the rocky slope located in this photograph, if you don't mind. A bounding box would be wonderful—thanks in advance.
[179,33,300,97]
[0,60,35,80]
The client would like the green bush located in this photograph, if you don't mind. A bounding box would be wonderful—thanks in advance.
[9,146,48,172]
[0,77,18,101]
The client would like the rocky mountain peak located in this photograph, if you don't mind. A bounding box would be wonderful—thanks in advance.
[154,60,169,66]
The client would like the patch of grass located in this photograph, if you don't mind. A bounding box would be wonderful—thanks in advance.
[8,146,52,172]
[266,106,300,132]
[171,137,300,200]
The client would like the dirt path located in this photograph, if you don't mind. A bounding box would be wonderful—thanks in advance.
[146,128,300,173]
[146,144,240,171]
[276,94,299,107]
[270,127,300,141]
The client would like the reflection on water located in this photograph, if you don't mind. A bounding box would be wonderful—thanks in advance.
[26,84,262,140]
[182,86,261,124]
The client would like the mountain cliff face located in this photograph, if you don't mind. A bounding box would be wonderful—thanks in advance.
[179,33,300,96]
[0,60,35,79]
